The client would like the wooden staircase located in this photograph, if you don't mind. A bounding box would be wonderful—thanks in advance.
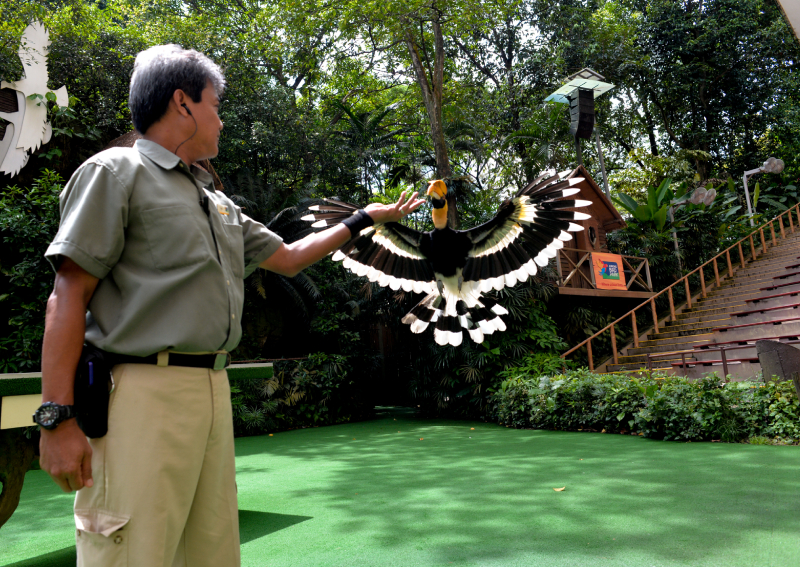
[560,204,800,381]
[605,231,800,379]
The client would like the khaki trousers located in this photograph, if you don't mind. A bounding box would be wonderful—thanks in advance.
[74,363,240,567]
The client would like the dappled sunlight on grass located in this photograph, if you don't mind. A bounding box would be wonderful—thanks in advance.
[3,409,798,567]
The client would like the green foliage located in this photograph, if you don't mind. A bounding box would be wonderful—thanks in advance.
[0,171,63,372]
[488,371,800,443]
[229,352,373,436]
[407,275,568,417]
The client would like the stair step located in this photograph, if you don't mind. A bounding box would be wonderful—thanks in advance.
[605,230,800,377]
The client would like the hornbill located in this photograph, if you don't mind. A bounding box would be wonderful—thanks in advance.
[301,171,591,346]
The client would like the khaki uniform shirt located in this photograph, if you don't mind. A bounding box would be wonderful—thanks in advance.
[45,139,283,356]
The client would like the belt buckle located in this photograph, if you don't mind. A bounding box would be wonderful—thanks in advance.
[213,352,230,371]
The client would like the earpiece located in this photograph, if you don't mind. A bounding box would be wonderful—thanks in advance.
[181,103,193,116]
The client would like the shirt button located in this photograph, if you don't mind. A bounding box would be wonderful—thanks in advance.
[114,535,123,544]
[231,313,235,320]
[218,248,222,255]
[227,280,230,286]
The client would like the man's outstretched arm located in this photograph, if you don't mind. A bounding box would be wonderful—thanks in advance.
[260,191,425,277]
[39,258,99,492]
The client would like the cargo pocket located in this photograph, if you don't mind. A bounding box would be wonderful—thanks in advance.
[75,509,130,566]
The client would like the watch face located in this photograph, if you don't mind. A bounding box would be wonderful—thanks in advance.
[36,405,59,427]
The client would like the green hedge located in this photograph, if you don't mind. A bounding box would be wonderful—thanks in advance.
[230,353,373,436]
[487,369,800,443]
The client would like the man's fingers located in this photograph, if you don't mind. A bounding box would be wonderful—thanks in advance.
[81,450,94,488]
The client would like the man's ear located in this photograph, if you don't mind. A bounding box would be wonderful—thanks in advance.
[172,89,191,116]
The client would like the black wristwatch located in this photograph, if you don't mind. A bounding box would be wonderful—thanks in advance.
[33,402,77,430]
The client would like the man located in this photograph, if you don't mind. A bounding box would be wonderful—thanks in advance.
[37,44,423,566]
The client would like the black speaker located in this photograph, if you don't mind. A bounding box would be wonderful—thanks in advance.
[569,87,595,140]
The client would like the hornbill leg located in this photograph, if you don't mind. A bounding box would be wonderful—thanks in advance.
[437,279,444,296]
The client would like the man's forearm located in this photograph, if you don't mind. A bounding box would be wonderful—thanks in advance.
[259,224,351,277]
[41,286,89,404]
[41,260,100,404]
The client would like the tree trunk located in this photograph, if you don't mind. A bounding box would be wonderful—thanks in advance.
[0,429,36,529]
[404,9,458,228]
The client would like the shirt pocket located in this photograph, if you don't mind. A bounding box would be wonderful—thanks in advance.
[222,222,245,278]
[141,205,211,271]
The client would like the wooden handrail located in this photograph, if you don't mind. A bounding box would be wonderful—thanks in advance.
[561,202,800,370]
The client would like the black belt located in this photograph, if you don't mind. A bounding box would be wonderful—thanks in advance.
[113,352,231,370]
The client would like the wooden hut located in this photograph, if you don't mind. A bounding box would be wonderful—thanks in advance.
[556,165,653,298]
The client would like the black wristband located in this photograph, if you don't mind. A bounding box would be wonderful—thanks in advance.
[341,209,375,238]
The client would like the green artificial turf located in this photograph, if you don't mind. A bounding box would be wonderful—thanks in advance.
[2,408,799,567]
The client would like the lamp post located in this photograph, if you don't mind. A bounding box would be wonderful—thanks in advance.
[743,157,785,227]
[545,68,615,196]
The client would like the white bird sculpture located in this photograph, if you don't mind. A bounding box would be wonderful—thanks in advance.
[0,21,68,176]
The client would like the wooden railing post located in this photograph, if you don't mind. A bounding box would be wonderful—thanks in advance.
[587,339,593,371]
[726,249,733,278]
[796,206,800,229]
[651,299,659,334]
[749,235,756,261]
[668,287,676,321]
[721,347,729,380]
[684,278,692,309]
[760,228,767,253]
[713,257,720,286]
[699,267,706,298]
[779,216,786,240]
[645,260,653,291]
[771,222,777,247]
[610,324,618,365]
[631,312,639,348]
[738,242,745,269]
[790,210,795,233]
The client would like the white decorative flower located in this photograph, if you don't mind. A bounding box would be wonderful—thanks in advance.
[0,22,68,176]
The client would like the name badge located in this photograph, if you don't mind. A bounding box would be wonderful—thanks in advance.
[216,203,229,216]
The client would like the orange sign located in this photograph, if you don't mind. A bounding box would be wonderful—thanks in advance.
[592,253,627,291]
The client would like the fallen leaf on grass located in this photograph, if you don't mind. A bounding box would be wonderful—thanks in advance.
[553,487,566,492]
[470,428,475,430]
[419,438,424,441]
[269,434,273,437]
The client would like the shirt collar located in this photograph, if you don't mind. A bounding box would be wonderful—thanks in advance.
[135,139,181,170]
[134,139,214,188]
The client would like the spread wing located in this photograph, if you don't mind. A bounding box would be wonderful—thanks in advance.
[461,170,590,292]
[301,199,437,294]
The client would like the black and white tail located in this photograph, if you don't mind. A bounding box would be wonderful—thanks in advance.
[401,293,508,347]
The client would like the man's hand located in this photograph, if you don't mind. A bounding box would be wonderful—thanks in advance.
[365,191,426,225]
[39,419,94,492]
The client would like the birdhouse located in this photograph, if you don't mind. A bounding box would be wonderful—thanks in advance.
[555,166,653,299]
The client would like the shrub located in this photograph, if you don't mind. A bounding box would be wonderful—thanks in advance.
[487,370,800,443]
[0,170,63,372]
[229,352,374,436]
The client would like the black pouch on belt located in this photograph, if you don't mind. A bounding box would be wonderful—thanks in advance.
[73,344,113,438]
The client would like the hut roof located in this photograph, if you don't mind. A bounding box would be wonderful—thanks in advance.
[566,164,625,232]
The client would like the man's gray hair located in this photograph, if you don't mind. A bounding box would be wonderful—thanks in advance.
[129,44,225,134]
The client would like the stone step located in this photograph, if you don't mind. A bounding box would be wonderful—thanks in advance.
[661,317,731,334]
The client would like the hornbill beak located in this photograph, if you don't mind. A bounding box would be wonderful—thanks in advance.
[427,180,447,208]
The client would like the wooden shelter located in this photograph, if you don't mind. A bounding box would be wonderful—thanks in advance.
[556,165,654,299]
